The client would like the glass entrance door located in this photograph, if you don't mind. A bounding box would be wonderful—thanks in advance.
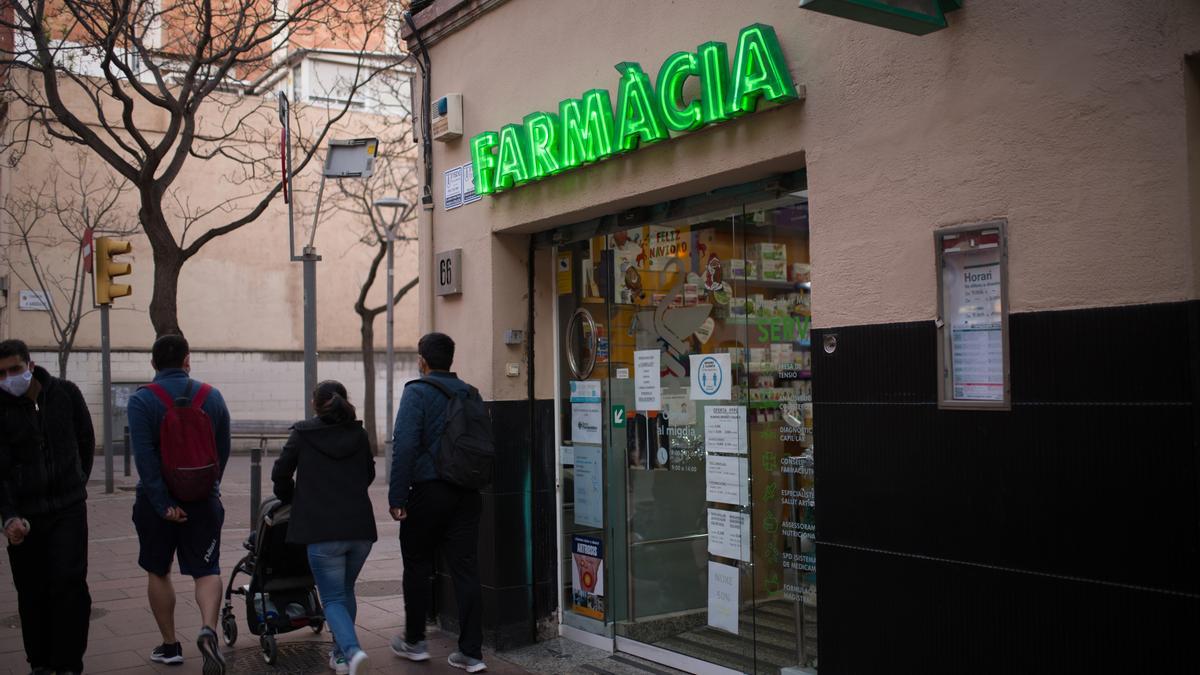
[604,206,754,675]
[556,184,816,674]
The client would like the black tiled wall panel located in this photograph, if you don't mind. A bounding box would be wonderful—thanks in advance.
[812,300,1200,673]
[434,398,557,651]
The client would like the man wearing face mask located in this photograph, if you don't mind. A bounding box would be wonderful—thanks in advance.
[0,339,95,675]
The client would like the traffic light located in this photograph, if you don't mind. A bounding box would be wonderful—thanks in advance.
[95,237,132,304]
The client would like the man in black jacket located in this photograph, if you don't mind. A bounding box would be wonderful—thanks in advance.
[389,333,487,673]
[0,339,95,674]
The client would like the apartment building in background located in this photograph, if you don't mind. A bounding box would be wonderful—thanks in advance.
[0,1,420,443]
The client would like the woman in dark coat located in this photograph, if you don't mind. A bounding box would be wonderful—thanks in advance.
[272,381,376,675]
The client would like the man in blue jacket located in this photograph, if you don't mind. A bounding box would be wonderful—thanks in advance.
[128,334,230,673]
[388,332,487,673]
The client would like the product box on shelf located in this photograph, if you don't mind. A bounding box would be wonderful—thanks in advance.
[749,347,768,364]
[729,258,747,279]
[761,260,788,282]
[745,260,759,280]
[749,242,788,265]
[683,283,699,306]
[770,343,795,366]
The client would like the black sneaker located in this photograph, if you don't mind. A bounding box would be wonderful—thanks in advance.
[150,642,184,665]
[197,626,226,675]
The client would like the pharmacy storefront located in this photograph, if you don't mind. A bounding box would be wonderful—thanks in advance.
[551,186,819,674]
[403,2,1200,674]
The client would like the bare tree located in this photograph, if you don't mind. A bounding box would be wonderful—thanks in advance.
[328,128,418,453]
[0,0,408,336]
[0,151,138,377]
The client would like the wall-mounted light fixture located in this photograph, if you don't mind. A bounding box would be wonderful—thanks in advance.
[799,0,963,36]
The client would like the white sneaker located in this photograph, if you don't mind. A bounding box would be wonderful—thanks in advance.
[348,650,370,675]
[329,651,349,674]
[448,651,487,673]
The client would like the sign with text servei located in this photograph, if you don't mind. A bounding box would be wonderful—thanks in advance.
[470,23,800,196]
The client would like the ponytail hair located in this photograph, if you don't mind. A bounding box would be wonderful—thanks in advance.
[313,380,356,424]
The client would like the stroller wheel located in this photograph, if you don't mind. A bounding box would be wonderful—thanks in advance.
[220,611,238,647]
[310,618,324,634]
[260,634,278,665]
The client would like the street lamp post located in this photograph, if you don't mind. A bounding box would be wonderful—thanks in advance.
[275,97,378,518]
[374,197,408,478]
[278,109,377,417]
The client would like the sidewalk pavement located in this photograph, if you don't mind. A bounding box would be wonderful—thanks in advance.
[0,456,532,675]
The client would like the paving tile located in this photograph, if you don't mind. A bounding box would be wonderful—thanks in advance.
[87,622,119,639]
[0,635,25,655]
[94,596,152,611]
[366,596,407,614]
[89,576,149,592]
[355,611,406,632]
[355,629,392,649]
[83,631,164,657]
[90,587,132,602]
[80,650,145,673]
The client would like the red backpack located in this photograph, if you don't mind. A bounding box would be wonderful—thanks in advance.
[144,381,219,503]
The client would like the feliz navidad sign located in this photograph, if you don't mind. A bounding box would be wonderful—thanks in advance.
[469,23,800,196]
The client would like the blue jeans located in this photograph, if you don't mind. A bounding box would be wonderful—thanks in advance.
[307,540,373,657]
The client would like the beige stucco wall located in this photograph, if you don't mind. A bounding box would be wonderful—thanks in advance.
[416,0,1200,400]
[0,75,420,355]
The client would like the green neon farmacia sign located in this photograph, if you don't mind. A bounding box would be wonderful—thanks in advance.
[470,23,799,197]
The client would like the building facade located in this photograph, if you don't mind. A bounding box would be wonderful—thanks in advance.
[402,1,1200,673]
[0,1,421,440]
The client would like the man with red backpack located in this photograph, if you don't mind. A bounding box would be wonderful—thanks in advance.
[128,334,231,674]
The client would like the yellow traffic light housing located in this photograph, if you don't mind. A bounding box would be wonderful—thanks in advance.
[95,237,132,304]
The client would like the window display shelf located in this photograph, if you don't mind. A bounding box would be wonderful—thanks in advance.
[733,278,810,291]
[733,364,812,379]
[775,369,813,380]
[749,400,799,409]
[723,314,812,325]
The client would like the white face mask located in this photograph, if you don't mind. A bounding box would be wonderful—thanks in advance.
[0,369,33,398]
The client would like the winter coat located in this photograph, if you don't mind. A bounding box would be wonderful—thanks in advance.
[0,365,95,521]
[271,417,377,545]
[388,371,472,509]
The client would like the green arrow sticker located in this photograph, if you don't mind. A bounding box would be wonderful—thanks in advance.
[612,405,626,428]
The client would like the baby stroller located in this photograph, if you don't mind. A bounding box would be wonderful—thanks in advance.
[220,497,325,664]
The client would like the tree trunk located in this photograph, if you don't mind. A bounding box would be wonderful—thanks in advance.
[149,249,184,337]
[360,311,380,455]
[57,348,69,380]
[140,192,184,337]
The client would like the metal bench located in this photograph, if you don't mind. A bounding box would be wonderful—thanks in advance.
[231,420,294,522]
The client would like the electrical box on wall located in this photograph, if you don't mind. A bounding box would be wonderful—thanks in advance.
[431,94,463,141]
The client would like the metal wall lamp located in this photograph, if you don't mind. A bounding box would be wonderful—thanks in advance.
[799,0,963,36]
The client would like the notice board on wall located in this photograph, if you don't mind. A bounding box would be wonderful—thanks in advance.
[936,220,1010,409]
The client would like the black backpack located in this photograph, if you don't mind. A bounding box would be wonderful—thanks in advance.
[407,377,495,490]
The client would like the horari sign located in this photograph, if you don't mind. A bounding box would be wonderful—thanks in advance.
[469,23,800,196]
